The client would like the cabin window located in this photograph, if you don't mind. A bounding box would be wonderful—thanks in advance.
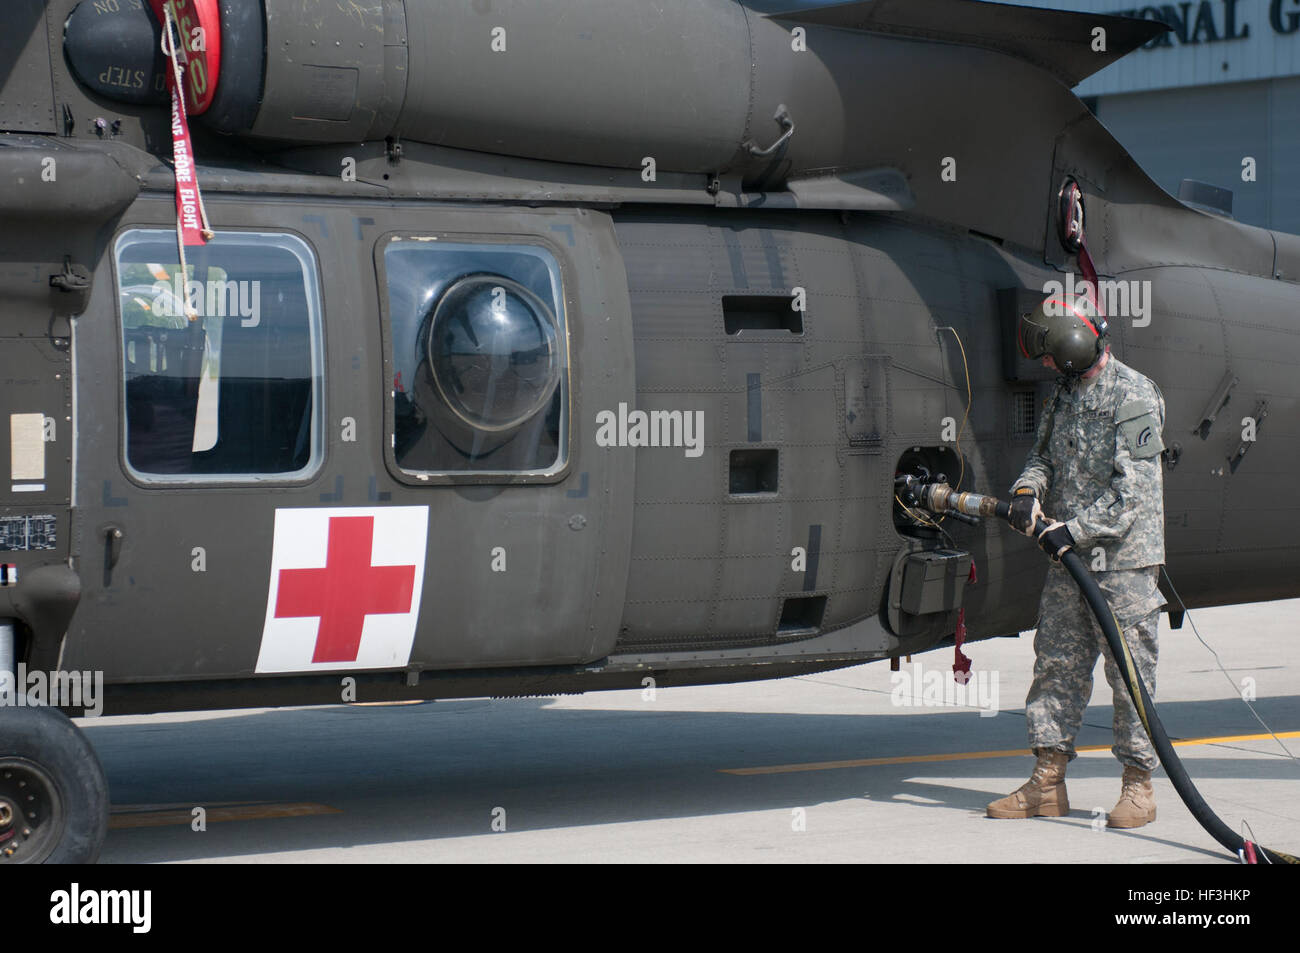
[113,230,323,481]
[381,239,568,477]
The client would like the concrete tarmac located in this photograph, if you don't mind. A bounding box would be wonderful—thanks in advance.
[85,598,1300,863]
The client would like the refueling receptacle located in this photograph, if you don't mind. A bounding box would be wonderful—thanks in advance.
[885,449,975,645]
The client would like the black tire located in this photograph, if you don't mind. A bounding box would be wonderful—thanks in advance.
[0,702,109,864]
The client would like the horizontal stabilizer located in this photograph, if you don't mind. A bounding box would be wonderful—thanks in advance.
[765,0,1170,87]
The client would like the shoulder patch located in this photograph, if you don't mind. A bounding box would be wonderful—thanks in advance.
[1117,399,1164,459]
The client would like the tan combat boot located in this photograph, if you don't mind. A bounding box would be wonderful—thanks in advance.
[1107,766,1156,829]
[986,748,1070,818]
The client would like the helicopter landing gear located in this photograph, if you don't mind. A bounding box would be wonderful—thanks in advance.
[0,705,109,864]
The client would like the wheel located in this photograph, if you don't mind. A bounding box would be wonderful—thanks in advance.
[0,702,108,864]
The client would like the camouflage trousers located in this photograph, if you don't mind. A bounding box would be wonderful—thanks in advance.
[1026,564,1165,771]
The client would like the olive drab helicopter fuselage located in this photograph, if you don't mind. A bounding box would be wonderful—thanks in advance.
[1,0,1298,862]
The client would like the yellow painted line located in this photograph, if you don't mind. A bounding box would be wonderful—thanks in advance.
[109,802,340,829]
[720,730,1300,776]
[349,700,427,707]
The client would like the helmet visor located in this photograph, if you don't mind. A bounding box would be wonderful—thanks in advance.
[1017,313,1050,361]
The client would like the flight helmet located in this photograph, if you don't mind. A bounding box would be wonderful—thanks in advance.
[1017,292,1108,375]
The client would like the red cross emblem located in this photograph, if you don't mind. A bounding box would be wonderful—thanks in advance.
[273,516,417,663]
[257,506,428,673]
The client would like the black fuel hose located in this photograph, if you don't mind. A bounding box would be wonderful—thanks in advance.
[1012,506,1299,865]
[897,475,1297,862]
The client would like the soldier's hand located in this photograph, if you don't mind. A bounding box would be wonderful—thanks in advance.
[1036,521,1076,561]
[1008,489,1043,537]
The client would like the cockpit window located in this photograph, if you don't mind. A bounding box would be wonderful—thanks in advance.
[381,240,569,477]
[114,230,323,481]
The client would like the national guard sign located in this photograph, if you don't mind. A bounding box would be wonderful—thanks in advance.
[256,507,429,673]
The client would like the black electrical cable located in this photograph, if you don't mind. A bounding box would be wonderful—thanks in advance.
[1006,504,1299,865]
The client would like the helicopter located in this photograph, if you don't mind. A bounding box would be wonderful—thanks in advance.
[1,0,1297,862]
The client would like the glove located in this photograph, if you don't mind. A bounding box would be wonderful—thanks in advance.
[1036,521,1075,561]
[1008,489,1043,537]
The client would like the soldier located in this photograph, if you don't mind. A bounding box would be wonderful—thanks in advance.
[987,292,1167,829]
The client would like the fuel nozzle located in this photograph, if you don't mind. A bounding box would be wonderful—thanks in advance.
[894,475,988,527]
[920,483,1006,520]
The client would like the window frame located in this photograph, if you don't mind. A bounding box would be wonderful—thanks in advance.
[375,232,573,486]
[111,227,327,487]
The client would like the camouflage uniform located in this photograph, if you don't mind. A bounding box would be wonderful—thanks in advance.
[1011,354,1166,770]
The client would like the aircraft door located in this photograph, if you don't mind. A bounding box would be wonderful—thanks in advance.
[373,209,635,669]
[65,208,634,684]
[64,227,330,680]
